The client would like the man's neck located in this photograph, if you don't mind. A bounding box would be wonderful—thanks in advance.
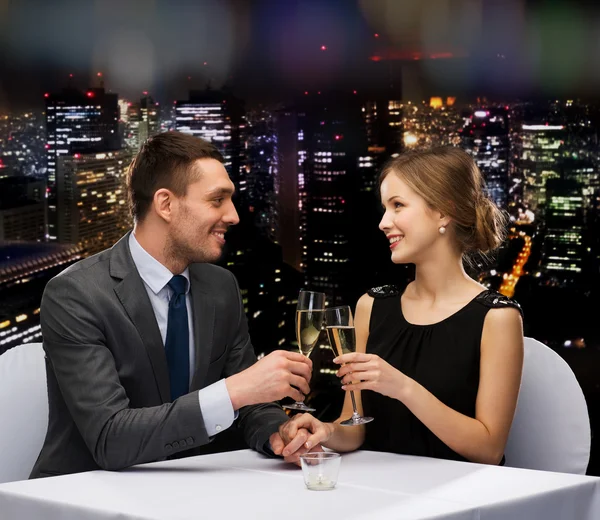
[133,225,188,275]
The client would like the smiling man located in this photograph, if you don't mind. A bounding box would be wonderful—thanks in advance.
[30,132,313,478]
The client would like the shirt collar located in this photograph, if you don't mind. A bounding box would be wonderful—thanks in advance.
[128,232,190,295]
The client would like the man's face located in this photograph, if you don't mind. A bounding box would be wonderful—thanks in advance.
[169,158,239,264]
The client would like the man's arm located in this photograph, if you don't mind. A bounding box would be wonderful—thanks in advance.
[42,274,212,470]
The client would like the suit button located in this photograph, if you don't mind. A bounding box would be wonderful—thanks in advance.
[172,441,179,449]
[186,437,194,446]
[165,444,173,453]
[215,425,222,432]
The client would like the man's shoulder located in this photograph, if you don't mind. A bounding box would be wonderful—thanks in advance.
[48,248,114,290]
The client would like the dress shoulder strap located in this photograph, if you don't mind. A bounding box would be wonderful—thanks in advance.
[474,290,524,318]
[367,285,400,299]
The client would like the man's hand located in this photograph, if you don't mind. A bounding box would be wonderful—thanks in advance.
[226,350,312,410]
[269,414,333,466]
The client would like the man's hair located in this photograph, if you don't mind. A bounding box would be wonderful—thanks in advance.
[127,131,224,222]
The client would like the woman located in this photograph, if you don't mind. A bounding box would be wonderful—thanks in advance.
[276,146,524,465]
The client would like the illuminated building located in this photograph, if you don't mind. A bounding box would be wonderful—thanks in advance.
[274,109,302,271]
[139,94,160,145]
[56,150,133,255]
[542,178,584,281]
[124,94,160,151]
[461,108,510,208]
[293,93,369,307]
[245,110,278,242]
[517,123,565,212]
[362,98,403,181]
[45,87,120,241]
[175,89,246,201]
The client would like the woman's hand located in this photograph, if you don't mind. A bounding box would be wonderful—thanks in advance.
[270,414,332,466]
[334,353,411,401]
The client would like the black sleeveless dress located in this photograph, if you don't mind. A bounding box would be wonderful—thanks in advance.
[362,284,523,463]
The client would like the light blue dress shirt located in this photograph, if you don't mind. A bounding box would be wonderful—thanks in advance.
[128,232,235,437]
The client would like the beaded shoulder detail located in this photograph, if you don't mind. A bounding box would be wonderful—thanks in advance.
[474,290,523,318]
[367,285,400,298]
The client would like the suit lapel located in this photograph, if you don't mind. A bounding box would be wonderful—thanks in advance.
[110,233,171,403]
[189,267,215,390]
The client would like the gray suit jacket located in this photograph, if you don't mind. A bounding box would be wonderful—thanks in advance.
[30,232,288,478]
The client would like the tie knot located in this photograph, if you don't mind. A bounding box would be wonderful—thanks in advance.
[168,275,188,297]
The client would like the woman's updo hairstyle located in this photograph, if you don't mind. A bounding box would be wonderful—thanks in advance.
[379,146,508,255]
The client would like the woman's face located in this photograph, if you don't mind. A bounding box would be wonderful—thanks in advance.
[379,173,448,265]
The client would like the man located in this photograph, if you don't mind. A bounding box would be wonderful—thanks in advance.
[31,132,314,478]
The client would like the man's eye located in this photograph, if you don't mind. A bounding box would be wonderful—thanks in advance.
[214,198,224,204]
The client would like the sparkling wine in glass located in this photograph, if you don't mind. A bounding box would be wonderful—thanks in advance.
[282,290,325,412]
[325,306,374,426]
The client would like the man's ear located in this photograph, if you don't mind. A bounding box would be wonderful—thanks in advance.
[153,188,175,223]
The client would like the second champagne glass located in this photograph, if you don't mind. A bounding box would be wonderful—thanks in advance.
[282,290,326,412]
[325,306,374,426]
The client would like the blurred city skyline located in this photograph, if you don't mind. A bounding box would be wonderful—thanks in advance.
[4,0,600,111]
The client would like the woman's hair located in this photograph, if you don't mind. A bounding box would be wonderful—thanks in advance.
[379,147,508,255]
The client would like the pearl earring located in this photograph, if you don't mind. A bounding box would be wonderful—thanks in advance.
[439,226,446,235]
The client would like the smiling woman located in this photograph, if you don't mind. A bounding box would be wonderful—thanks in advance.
[275,147,524,467]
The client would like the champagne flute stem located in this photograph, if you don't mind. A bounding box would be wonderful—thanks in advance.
[349,390,359,414]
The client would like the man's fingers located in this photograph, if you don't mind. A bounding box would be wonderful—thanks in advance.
[269,432,285,455]
[287,360,313,381]
[287,385,306,403]
[280,351,312,366]
[289,374,311,396]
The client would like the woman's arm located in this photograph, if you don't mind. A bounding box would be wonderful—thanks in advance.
[336,307,523,464]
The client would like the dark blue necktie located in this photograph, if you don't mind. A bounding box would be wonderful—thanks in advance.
[165,275,190,401]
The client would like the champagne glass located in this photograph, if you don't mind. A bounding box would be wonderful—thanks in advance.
[324,306,374,426]
[282,290,325,412]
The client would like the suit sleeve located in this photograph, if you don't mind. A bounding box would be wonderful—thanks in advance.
[41,273,211,471]
[223,270,289,455]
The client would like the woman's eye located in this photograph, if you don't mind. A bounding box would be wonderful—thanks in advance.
[394,202,404,209]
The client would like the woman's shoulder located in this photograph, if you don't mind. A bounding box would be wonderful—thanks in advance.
[367,284,401,299]
[473,290,523,318]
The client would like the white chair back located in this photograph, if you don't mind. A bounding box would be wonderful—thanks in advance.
[504,337,590,474]
[0,342,48,483]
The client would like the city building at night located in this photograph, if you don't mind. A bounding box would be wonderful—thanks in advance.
[45,87,120,241]
[461,107,510,208]
[517,122,565,212]
[56,149,133,255]
[542,178,585,283]
[175,89,247,201]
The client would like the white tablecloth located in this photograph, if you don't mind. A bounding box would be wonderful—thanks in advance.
[0,450,599,520]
